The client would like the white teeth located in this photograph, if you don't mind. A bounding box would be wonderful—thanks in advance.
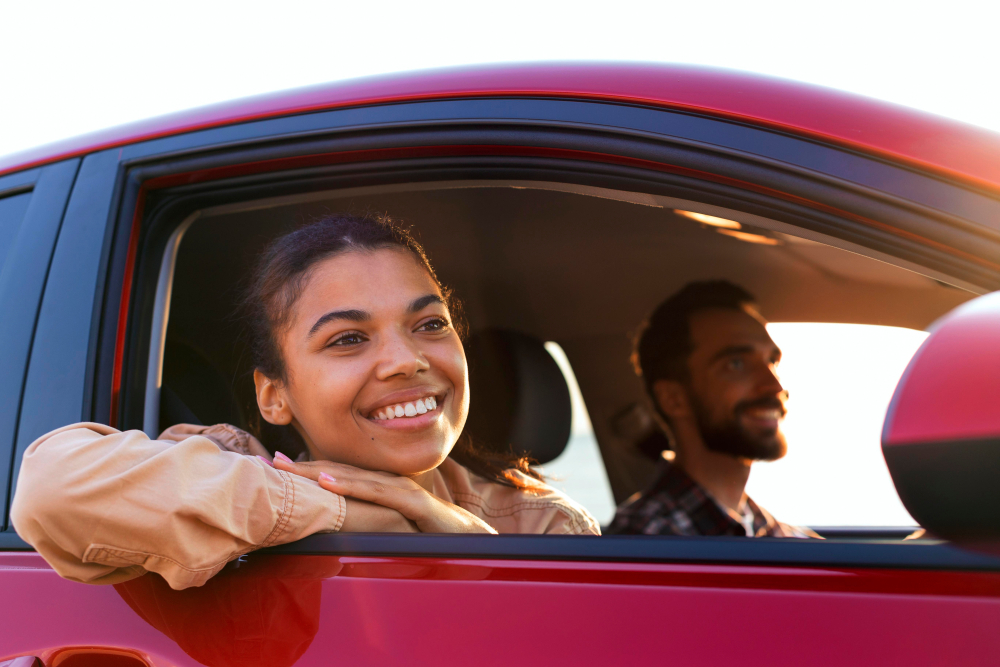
[371,396,439,420]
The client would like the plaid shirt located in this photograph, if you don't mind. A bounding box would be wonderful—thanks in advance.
[608,460,818,538]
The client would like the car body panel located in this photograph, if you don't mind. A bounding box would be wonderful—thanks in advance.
[1,552,998,666]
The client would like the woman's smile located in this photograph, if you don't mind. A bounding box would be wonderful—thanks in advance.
[362,386,447,430]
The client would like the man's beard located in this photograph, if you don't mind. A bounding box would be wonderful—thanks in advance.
[690,392,788,462]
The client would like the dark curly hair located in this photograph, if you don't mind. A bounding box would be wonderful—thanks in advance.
[238,212,541,489]
[633,280,758,421]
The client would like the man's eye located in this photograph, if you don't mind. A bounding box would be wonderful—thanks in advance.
[417,318,449,332]
[726,357,745,371]
[331,333,366,347]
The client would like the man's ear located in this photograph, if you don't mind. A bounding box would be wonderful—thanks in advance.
[652,379,692,421]
[254,369,293,426]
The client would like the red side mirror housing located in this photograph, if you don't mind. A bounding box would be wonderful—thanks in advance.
[882,291,1000,541]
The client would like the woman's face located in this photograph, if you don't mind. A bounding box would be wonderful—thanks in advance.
[255,248,469,477]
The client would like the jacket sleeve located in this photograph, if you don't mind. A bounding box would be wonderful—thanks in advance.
[10,423,346,590]
[537,500,602,536]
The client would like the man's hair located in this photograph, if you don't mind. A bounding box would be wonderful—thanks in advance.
[632,280,758,400]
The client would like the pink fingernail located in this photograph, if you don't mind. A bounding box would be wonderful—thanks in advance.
[319,472,336,483]
[273,451,293,464]
[256,455,274,467]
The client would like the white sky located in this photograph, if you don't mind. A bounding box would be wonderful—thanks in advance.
[2,0,999,159]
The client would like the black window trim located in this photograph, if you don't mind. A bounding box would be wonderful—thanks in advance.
[1,531,998,572]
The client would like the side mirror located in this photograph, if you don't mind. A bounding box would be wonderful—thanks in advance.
[882,291,1000,542]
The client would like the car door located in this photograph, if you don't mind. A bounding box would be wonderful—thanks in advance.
[2,73,1000,666]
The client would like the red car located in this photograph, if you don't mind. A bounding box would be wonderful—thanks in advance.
[0,63,998,666]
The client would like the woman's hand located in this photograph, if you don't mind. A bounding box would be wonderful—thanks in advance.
[271,453,497,534]
[339,497,418,533]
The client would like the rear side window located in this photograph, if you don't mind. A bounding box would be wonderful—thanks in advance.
[0,192,32,275]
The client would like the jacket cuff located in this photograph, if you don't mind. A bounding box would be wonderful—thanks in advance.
[263,471,347,548]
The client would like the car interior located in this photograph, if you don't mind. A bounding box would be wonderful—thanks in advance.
[151,181,976,537]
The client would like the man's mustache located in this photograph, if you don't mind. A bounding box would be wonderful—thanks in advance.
[734,394,788,418]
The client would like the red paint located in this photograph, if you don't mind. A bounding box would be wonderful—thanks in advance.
[1,553,998,666]
[884,291,1000,444]
[3,63,1000,192]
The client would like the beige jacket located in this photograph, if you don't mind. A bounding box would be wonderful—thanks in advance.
[11,422,599,590]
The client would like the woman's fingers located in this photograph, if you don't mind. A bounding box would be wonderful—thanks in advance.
[272,453,379,482]
[317,472,422,517]
[270,453,494,534]
[318,473,496,534]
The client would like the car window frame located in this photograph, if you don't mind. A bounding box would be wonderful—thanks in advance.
[7,96,999,570]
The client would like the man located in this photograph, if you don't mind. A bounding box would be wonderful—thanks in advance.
[608,280,817,538]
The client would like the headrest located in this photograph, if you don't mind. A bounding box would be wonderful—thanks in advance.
[463,329,572,464]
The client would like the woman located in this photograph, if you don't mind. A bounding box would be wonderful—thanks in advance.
[12,213,599,590]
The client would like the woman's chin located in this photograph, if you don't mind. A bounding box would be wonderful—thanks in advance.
[379,445,452,477]
[333,433,454,477]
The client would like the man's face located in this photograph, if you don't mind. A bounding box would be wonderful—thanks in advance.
[684,306,787,461]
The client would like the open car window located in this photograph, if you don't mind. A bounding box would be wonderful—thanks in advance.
[149,180,977,539]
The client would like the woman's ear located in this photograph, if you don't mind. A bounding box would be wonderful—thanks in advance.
[254,369,294,426]
[652,379,692,422]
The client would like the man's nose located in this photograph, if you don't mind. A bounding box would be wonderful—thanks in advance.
[758,361,785,396]
[375,331,430,380]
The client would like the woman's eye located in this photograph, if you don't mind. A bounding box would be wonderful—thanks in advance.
[330,333,366,347]
[417,318,449,332]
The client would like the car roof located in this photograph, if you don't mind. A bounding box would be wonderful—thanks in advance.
[3,62,1000,191]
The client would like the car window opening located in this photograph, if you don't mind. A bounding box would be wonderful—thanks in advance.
[146,179,976,539]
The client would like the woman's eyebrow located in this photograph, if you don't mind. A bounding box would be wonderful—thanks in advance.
[305,297,440,338]
[307,309,371,338]
[409,294,444,313]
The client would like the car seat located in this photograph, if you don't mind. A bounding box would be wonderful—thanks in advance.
[463,329,572,464]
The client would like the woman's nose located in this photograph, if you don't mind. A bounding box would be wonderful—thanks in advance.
[375,333,430,380]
